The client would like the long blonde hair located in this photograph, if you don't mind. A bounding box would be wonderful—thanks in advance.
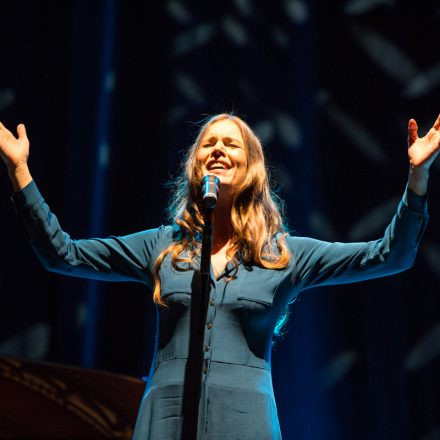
[152,113,290,306]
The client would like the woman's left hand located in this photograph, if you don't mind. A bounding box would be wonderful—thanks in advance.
[408,114,440,171]
[407,114,440,196]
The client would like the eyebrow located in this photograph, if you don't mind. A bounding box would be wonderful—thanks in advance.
[202,136,243,145]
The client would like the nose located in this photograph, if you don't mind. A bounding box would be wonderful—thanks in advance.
[212,141,226,156]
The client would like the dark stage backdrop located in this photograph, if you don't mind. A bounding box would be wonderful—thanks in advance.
[1,1,439,439]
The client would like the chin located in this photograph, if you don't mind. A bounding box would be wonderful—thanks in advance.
[206,171,229,181]
[215,173,231,182]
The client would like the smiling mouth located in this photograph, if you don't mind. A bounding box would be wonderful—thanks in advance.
[207,162,231,171]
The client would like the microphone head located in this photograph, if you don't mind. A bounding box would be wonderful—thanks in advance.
[201,174,220,209]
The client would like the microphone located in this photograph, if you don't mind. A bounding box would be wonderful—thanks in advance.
[201,175,220,209]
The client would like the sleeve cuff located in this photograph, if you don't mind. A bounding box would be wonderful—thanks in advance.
[403,184,428,213]
[10,180,43,213]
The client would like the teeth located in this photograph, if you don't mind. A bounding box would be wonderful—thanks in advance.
[209,163,227,170]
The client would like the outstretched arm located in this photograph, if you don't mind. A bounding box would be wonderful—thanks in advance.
[288,114,439,292]
[1,120,166,286]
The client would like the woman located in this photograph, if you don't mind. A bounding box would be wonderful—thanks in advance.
[0,113,438,439]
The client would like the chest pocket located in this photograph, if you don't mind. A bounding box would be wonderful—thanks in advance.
[159,256,195,308]
[161,290,192,309]
[235,265,284,314]
[236,295,273,313]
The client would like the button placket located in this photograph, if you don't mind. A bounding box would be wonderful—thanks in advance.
[203,277,217,377]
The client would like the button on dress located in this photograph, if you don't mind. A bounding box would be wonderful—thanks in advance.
[12,181,428,439]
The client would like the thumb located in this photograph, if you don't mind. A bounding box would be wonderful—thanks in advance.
[17,123,28,141]
[408,118,418,147]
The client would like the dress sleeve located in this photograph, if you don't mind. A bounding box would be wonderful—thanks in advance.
[11,180,164,287]
[286,185,428,292]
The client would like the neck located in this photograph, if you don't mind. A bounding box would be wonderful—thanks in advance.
[211,192,233,251]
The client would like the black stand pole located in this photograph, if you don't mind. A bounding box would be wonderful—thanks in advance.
[181,209,213,439]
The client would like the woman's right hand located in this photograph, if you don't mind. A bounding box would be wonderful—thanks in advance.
[0,121,33,191]
[0,121,30,172]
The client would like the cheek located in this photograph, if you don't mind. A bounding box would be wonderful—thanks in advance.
[194,153,205,170]
[232,150,247,166]
[238,154,248,170]
[197,149,210,164]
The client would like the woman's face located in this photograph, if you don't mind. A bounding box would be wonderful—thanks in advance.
[196,119,248,192]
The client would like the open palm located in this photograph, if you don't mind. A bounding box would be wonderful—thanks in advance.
[408,114,440,171]
[0,122,30,170]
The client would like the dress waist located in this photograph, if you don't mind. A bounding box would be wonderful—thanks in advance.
[148,358,274,395]
[155,342,271,371]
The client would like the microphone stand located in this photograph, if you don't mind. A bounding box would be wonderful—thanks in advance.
[181,207,214,439]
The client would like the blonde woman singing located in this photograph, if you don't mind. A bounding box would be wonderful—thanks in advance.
[0,113,438,439]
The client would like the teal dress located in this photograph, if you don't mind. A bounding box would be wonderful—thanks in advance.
[12,181,428,439]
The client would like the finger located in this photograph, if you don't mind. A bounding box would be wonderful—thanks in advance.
[427,127,439,141]
[17,123,27,140]
[433,113,440,130]
[433,131,440,151]
[408,118,418,146]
